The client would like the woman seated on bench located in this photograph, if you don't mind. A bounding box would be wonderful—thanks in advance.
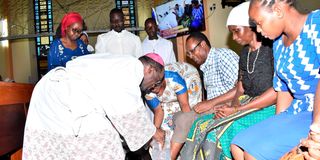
[180,2,276,159]
[230,0,320,159]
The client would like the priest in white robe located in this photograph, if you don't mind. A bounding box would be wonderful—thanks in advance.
[23,53,165,160]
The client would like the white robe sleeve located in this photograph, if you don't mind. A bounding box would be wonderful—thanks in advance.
[95,34,104,54]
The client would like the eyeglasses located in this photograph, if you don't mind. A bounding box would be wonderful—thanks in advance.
[187,41,202,56]
[71,28,82,34]
[145,75,165,94]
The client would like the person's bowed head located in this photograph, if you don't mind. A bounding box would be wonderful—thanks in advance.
[139,53,165,95]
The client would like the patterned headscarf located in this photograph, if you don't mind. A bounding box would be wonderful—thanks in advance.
[61,12,83,37]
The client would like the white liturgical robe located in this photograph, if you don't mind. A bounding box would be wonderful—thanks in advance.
[23,54,155,160]
[95,30,143,57]
[142,36,176,64]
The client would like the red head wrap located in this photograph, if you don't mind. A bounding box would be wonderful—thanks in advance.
[60,12,83,37]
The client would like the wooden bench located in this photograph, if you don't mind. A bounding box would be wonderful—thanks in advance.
[0,82,34,160]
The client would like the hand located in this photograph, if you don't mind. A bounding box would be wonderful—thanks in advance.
[300,138,320,160]
[214,104,237,119]
[300,123,320,160]
[193,101,214,114]
[153,128,165,148]
[214,110,225,119]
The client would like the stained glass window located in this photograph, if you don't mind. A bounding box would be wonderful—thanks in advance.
[34,0,53,77]
[115,0,137,34]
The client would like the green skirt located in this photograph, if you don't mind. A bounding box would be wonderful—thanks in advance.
[181,105,276,160]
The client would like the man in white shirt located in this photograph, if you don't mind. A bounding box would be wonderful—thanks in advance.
[22,53,165,160]
[142,18,177,64]
[95,8,143,57]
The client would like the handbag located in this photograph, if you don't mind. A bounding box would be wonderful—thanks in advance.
[104,114,152,160]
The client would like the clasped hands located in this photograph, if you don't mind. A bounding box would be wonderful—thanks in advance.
[193,101,239,119]
[214,104,238,119]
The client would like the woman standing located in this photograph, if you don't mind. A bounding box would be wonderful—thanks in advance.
[48,12,89,71]
[231,0,320,159]
[181,2,276,159]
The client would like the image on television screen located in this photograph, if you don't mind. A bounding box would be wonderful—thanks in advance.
[153,0,205,39]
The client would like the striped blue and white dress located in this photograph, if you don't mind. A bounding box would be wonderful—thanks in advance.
[231,10,320,160]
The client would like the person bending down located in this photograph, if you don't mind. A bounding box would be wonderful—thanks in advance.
[144,60,202,160]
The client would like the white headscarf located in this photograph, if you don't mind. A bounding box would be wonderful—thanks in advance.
[226,1,253,27]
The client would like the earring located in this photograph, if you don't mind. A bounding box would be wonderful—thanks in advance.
[273,4,284,18]
[278,11,284,18]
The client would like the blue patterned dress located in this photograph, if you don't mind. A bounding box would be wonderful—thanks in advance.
[231,10,320,160]
[48,38,89,71]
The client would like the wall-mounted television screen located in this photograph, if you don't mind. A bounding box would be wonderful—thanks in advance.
[153,0,205,39]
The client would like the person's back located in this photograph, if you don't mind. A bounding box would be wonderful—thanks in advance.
[23,54,156,160]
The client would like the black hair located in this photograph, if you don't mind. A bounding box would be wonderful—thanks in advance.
[191,0,199,5]
[249,26,273,47]
[247,26,261,42]
[138,56,164,73]
[252,0,296,8]
[144,18,156,27]
[186,32,211,48]
[110,8,124,18]
[82,20,87,31]
[55,23,62,38]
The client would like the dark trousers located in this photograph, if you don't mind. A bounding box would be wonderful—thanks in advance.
[125,145,151,160]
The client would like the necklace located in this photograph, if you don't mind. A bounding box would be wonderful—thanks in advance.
[246,48,260,74]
